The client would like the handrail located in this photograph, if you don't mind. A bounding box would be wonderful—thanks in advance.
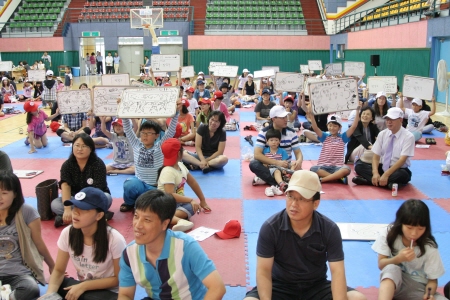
[0,0,12,16]
[326,0,369,20]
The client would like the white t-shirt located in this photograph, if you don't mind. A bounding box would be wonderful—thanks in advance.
[105,56,114,66]
[57,226,126,292]
[405,108,430,132]
[187,99,199,116]
[157,162,189,195]
[372,231,445,284]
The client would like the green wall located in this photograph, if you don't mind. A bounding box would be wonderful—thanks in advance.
[1,51,79,72]
[343,49,431,90]
[185,50,330,73]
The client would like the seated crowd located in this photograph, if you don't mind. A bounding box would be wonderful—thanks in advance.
[0,65,449,300]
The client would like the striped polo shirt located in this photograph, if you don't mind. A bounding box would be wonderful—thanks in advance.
[255,124,300,160]
[317,132,349,166]
[123,113,179,185]
[119,230,217,299]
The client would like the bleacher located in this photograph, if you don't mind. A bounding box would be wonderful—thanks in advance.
[205,0,306,30]
[8,0,65,32]
[77,0,190,22]
[361,0,446,22]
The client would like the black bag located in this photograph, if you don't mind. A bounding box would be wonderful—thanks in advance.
[35,179,58,221]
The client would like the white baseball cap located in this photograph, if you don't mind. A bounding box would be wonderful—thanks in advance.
[327,114,342,126]
[198,71,204,75]
[286,170,322,199]
[248,73,253,78]
[269,105,291,118]
[383,107,404,120]
[376,91,387,98]
[412,98,423,106]
[243,68,249,73]
[46,70,53,76]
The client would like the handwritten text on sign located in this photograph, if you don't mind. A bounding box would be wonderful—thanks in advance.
[367,76,397,94]
[101,74,130,86]
[93,86,149,116]
[275,72,305,92]
[309,78,359,114]
[151,55,180,72]
[402,75,435,100]
[118,87,179,118]
[57,89,92,114]
[344,62,365,77]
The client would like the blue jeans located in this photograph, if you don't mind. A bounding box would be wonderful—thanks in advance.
[51,193,113,215]
[123,176,156,206]
[0,274,40,300]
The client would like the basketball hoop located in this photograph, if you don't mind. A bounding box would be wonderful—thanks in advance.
[130,7,163,45]
[142,23,151,37]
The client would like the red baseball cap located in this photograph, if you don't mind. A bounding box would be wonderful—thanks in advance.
[23,101,39,113]
[112,119,123,127]
[185,87,195,93]
[161,138,182,166]
[213,91,224,100]
[215,220,241,239]
[199,98,212,105]
[50,121,60,132]
[283,95,294,102]
[164,83,172,86]
[181,97,190,107]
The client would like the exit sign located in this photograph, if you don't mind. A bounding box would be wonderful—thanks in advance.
[160,30,179,36]
[82,31,100,37]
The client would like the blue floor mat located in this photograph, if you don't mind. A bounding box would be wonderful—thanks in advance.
[239,111,257,122]
[299,144,321,160]
[106,173,133,199]
[224,286,248,299]
[343,240,380,288]
[410,160,450,199]
[423,129,446,138]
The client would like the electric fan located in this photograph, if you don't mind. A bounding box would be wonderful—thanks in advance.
[437,59,450,116]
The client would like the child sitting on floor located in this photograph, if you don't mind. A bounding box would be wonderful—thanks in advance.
[398,95,436,142]
[307,106,360,184]
[262,128,294,197]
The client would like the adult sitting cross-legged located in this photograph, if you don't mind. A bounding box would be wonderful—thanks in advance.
[353,107,415,189]
[250,105,303,186]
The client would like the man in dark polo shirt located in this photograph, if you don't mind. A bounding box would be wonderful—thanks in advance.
[244,170,367,300]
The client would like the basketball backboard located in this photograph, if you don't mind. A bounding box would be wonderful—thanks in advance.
[130,7,164,29]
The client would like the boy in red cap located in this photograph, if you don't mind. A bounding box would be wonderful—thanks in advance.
[158,138,211,232]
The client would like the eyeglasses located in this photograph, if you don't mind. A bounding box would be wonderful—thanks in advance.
[73,144,90,150]
[140,131,157,136]
[286,193,314,203]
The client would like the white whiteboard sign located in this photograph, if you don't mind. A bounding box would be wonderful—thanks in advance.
[0,61,13,71]
[209,62,226,73]
[308,60,322,71]
[309,78,359,114]
[275,72,305,93]
[325,63,342,76]
[57,89,92,114]
[181,66,195,78]
[93,85,148,116]
[344,61,365,77]
[213,65,239,77]
[254,69,275,78]
[153,72,167,78]
[300,65,310,74]
[151,54,181,72]
[262,66,280,78]
[27,69,46,82]
[402,75,435,100]
[367,76,397,94]
[101,74,130,86]
[118,87,179,118]
[130,80,148,87]
[304,77,324,96]
[337,223,388,241]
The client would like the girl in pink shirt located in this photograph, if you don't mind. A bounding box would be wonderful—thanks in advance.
[211,91,230,122]
[23,101,60,154]
[18,80,34,101]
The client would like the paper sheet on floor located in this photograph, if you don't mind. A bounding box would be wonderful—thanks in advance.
[187,226,220,241]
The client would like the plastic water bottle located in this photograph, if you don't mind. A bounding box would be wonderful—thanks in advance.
[446,151,450,170]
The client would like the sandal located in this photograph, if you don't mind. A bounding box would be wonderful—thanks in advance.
[120,203,134,212]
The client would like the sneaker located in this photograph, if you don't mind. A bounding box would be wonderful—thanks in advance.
[184,141,195,146]
[272,185,284,196]
[172,219,194,232]
[252,176,266,186]
[340,176,348,185]
[265,187,275,197]
[278,181,288,192]
[54,215,64,228]
[299,134,307,143]
[352,176,370,185]
[24,137,30,146]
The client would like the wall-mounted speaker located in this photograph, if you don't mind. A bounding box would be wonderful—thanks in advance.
[370,55,380,67]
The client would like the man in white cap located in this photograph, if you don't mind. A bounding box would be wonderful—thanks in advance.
[353,107,415,188]
[244,170,367,300]
[250,105,303,186]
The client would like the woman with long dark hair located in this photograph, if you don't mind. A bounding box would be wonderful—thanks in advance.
[51,133,113,227]
[0,171,54,299]
[42,187,126,300]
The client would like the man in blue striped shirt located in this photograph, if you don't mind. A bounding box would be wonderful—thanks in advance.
[118,189,225,300]
[250,105,303,186]
[120,100,181,212]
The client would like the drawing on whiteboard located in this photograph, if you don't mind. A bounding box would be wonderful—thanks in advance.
[402,75,435,100]
[151,54,181,72]
[0,61,13,71]
[57,89,92,114]
[118,87,179,118]
[181,66,195,78]
[308,60,322,71]
[300,65,309,74]
[209,62,226,73]
[254,69,275,78]
[344,61,365,76]
[213,65,239,77]
[27,70,46,82]
[304,77,324,96]
[101,74,130,86]
[275,72,305,92]
[309,78,359,114]
[325,63,342,76]
[94,86,146,116]
[367,76,397,94]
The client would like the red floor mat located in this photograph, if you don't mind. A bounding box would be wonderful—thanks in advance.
[412,138,448,160]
